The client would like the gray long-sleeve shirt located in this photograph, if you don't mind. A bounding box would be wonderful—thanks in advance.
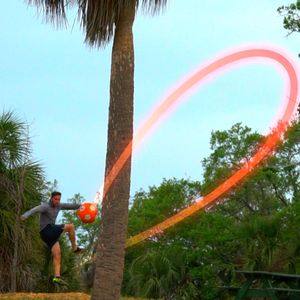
[21,201,81,231]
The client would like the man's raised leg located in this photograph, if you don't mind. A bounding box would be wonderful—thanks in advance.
[63,223,78,251]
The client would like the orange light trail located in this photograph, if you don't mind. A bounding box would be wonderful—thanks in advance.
[94,48,299,248]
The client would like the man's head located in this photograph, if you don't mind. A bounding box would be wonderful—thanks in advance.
[51,191,61,206]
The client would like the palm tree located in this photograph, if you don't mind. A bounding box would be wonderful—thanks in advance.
[127,247,199,299]
[128,249,179,299]
[25,1,167,298]
[0,111,45,292]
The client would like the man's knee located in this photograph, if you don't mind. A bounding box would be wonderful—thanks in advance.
[51,243,61,257]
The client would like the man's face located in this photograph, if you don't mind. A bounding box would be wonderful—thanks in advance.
[51,195,61,206]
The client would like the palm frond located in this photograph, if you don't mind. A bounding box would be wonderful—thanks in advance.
[0,111,29,169]
[26,0,167,46]
[77,0,123,47]
[26,0,68,27]
[138,0,167,15]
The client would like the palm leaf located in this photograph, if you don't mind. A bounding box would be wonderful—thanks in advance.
[26,0,167,46]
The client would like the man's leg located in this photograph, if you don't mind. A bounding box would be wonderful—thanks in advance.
[51,242,61,277]
[63,224,77,251]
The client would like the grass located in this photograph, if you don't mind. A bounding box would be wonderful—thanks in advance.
[0,294,151,300]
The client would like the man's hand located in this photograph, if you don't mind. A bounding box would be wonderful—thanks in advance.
[20,215,26,221]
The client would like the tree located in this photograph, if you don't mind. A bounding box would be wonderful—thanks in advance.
[127,246,197,299]
[278,1,300,34]
[200,122,300,218]
[0,111,45,292]
[128,178,202,237]
[26,1,167,298]
[122,120,300,299]
[278,1,300,56]
[124,178,237,299]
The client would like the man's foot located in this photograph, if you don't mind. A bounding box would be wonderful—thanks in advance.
[73,246,84,253]
[52,276,68,285]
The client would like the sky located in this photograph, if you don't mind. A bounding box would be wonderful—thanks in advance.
[1,0,299,204]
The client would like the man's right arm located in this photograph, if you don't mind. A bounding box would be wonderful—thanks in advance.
[21,204,46,220]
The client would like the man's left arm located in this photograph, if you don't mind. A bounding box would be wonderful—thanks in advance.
[60,203,81,210]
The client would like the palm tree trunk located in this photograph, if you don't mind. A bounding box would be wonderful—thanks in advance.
[11,170,25,292]
[92,3,135,300]
[11,214,20,292]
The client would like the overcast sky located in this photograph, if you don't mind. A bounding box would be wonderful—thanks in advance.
[1,0,299,203]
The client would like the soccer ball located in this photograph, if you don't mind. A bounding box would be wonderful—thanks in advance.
[77,202,98,223]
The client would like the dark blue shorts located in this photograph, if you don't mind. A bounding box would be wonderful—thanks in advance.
[40,224,64,249]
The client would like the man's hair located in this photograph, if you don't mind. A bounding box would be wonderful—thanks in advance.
[51,191,61,198]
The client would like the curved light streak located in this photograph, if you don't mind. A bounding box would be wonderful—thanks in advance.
[94,47,299,248]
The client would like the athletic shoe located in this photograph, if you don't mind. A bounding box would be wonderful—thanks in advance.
[52,276,67,285]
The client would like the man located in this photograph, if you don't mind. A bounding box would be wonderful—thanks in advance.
[21,191,83,285]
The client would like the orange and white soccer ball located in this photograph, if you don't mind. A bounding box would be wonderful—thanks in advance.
[77,202,98,223]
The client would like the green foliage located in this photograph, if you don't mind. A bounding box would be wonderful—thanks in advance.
[201,123,262,193]
[201,122,300,218]
[0,111,83,292]
[278,1,300,56]
[123,121,300,299]
[2,109,300,297]
[130,246,203,300]
[0,111,27,169]
[124,179,235,299]
[36,238,81,293]
[0,111,45,292]
[278,1,300,34]
[128,178,201,237]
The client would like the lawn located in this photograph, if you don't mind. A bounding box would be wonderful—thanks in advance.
[0,294,151,300]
